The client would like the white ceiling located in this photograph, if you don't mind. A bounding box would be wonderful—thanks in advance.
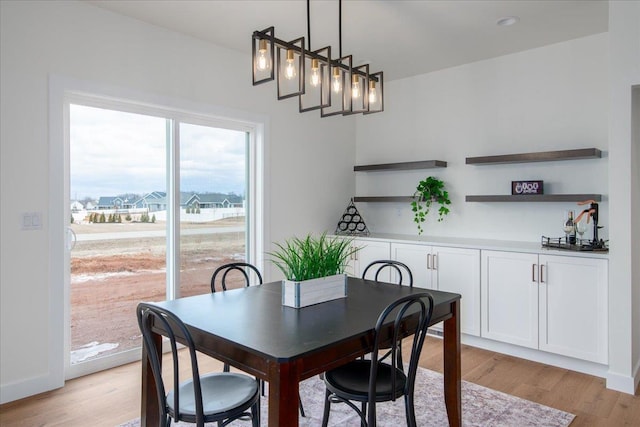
[86,0,609,81]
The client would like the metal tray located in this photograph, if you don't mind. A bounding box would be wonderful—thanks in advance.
[541,236,608,252]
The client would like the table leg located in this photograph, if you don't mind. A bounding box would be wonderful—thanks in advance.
[268,362,300,427]
[141,332,162,426]
[443,299,462,427]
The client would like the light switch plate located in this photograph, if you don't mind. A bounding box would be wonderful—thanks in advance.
[21,212,43,230]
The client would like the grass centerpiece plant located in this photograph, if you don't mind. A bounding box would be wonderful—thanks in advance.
[270,233,358,308]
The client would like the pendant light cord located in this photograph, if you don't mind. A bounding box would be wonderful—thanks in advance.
[307,0,342,57]
[307,0,311,50]
[339,0,342,58]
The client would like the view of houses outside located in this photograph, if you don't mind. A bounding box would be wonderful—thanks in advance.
[69,104,248,364]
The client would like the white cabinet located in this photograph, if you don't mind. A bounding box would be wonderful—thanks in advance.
[346,238,391,279]
[481,251,539,348]
[392,243,481,336]
[481,250,608,364]
[336,236,609,365]
[539,254,608,363]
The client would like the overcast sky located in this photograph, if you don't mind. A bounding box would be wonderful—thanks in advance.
[70,104,246,201]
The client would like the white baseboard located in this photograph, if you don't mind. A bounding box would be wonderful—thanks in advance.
[0,373,62,405]
[459,334,640,395]
[461,335,609,379]
[608,356,640,394]
[606,369,638,395]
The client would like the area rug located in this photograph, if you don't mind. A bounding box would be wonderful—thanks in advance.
[120,367,574,426]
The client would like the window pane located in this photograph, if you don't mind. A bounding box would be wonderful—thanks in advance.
[179,123,248,296]
[69,104,166,364]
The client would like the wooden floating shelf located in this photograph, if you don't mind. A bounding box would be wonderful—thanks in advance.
[353,196,414,203]
[466,148,602,165]
[465,194,602,202]
[354,160,447,172]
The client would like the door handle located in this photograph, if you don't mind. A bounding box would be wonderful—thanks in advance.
[66,227,77,251]
[426,254,431,270]
[433,254,437,271]
[532,264,537,283]
[540,264,545,283]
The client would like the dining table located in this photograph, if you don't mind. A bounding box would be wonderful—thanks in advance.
[140,276,462,426]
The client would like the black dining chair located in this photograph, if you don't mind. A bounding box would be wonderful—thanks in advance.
[320,292,434,427]
[362,260,414,368]
[361,260,414,287]
[211,262,263,373]
[210,262,263,293]
[210,262,305,417]
[137,302,260,427]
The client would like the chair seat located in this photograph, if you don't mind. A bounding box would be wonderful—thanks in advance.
[167,372,259,418]
[324,359,407,402]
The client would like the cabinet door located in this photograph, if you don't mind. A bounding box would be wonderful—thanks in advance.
[350,239,391,280]
[481,250,539,349]
[434,246,481,336]
[539,255,608,364]
[391,243,432,289]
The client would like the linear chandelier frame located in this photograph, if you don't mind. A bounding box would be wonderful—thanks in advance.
[251,0,384,116]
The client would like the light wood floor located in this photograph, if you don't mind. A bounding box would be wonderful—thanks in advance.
[1,337,638,426]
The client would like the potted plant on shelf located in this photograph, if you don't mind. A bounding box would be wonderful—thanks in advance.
[411,176,451,235]
[269,233,358,308]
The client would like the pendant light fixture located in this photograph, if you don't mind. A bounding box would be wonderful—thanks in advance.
[252,0,383,116]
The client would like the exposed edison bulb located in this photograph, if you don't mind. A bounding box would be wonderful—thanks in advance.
[369,80,377,103]
[310,59,320,87]
[256,39,270,71]
[332,67,341,93]
[351,75,361,99]
[284,49,296,80]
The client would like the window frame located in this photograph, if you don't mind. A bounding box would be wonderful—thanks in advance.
[49,75,268,380]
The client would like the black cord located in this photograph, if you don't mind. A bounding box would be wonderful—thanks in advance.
[339,0,342,58]
[307,0,311,50]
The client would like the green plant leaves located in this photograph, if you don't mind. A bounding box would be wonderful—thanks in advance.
[268,233,358,281]
[411,176,451,234]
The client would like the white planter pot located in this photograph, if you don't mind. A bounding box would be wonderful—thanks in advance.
[282,274,348,308]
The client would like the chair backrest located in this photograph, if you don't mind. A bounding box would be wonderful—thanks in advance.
[362,260,413,287]
[368,292,434,425]
[210,262,263,293]
[137,302,205,426]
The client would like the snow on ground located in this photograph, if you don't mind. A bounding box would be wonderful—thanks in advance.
[70,341,119,364]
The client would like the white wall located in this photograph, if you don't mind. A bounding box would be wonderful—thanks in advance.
[354,6,639,394]
[0,1,355,402]
[607,0,640,394]
[355,34,608,242]
[2,0,638,403]
[633,85,640,393]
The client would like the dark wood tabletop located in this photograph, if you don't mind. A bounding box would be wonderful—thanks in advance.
[141,277,462,426]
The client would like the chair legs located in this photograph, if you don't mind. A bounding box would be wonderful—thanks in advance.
[405,394,417,427]
[251,396,260,427]
[361,402,368,427]
[299,395,306,417]
[322,390,371,427]
[321,389,331,427]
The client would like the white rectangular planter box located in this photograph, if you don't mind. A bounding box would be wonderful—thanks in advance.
[282,274,348,308]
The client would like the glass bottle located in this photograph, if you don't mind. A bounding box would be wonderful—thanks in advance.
[565,210,576,245]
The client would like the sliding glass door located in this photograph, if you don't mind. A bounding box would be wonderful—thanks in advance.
[66,98,257,378]
[178,123,249,296]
